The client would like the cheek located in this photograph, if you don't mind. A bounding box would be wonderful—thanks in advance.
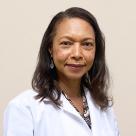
[86,52,95,68]
[52,48,68,64]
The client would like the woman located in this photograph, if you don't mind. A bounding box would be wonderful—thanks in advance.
[4,7,120,136]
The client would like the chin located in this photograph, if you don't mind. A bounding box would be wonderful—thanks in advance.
[65,74,84,80]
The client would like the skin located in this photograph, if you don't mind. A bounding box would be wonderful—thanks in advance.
[49,18,96,113]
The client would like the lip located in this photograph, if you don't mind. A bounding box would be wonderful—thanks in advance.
[65,64,85,72]
[66,64,85,67]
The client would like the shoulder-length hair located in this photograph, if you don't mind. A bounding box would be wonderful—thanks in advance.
[32,7,112,110]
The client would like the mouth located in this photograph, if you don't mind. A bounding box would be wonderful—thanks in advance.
[64,62,87,75]
[66,64,85,67]
[65,64,86,73]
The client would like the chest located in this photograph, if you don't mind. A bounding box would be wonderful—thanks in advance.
[31,100,115,136]
[33,104,92,136]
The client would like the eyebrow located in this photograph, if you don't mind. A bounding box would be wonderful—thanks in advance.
[58,36,95,42]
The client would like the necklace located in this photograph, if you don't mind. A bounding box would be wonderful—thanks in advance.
[62,90,92,129]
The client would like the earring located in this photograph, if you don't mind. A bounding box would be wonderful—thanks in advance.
[50,59,54,69]
[86,72,91,84]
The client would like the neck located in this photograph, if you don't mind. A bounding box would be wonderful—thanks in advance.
[57,78,82,98]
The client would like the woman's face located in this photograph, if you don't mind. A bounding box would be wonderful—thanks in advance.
[50,18,96,81]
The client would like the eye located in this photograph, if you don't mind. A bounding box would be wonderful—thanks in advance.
[60,41,72,46]
[82,41,95,49]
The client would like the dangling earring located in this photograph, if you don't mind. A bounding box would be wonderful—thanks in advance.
[50,59,54,69]
[86,72,91,84]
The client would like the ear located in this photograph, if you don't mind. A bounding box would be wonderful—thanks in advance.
[48,48,53,58]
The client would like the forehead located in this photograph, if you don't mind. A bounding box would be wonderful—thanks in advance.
[54,17,95,39]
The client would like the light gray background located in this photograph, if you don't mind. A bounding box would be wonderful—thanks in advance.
[0,0,136,135]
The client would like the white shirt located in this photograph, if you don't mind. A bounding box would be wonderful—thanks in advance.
[3,89,120,136]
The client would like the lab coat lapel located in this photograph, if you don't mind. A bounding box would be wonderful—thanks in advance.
[43,93,83,119]
[85,89,103,136]
[60,93,92,135]
[59,93,82,118]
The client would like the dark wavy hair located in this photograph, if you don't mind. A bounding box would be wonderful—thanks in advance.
[32,7,112,110]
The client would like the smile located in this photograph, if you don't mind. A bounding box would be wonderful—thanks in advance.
[66,64,85,67]
[65,64,85,72]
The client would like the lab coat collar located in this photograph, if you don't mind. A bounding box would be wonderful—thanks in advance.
[60,88,107,136]
[84,89,102,136]
[85,89,115,136]
[59,92,82,118]
[42,88,114,136]
[43,89,92,127]
[60,88,93,134]
[42,88,98,121]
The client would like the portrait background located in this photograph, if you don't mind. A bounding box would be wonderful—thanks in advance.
[0,0,136,135]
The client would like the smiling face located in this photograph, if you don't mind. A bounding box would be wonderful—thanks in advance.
[50,18,96,81]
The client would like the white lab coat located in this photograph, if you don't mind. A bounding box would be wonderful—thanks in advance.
[3,89,120,136]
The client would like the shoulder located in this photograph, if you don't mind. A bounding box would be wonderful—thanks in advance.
[103,106,120,135]
[85,88,119,134]
[5,89,41,114]
[102,106,116,121]
[3,90,39,135]
[8,89,38,105]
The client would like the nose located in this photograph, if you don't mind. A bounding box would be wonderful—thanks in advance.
[71,43,83,60]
